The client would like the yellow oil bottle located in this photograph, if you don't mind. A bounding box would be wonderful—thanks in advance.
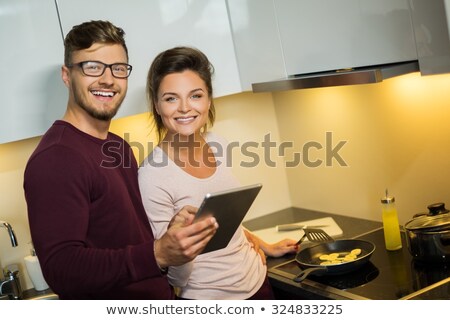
[381,189,402,251]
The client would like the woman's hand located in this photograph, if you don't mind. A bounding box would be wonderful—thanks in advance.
[168,205,197,228]
[244,228,298,260]
[264,239,298,258]
[244,229,266,265]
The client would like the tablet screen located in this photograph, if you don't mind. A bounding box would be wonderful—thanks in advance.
[194,183,262,254]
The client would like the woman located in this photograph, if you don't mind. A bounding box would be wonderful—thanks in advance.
[138,46,297,299]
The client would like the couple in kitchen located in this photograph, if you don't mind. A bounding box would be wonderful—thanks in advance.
[23,20,297,300]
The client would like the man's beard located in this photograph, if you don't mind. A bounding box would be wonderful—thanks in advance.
[73,83,126,121]
[79,100,121,121]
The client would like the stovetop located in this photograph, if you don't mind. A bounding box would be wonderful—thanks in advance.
[269,228,450,299]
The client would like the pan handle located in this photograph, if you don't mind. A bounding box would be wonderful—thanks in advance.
[293,267,327,283]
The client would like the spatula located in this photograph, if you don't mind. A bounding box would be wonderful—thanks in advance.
[296,228,334,245]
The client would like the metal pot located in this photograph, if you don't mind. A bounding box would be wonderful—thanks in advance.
[404,203,450,263]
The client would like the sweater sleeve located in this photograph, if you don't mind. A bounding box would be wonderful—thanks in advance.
[24,145,162,297]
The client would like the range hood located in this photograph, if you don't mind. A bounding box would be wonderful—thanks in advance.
[252,60,419,93]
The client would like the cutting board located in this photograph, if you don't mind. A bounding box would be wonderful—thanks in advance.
[251,217,343,244]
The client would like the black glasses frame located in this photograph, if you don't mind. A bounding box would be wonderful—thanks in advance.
[67,61,133,79]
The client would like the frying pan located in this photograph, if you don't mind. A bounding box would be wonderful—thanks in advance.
[293,239,376,282]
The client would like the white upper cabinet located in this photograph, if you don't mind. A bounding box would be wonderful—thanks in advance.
[226,0,418,91]
[1,0,240,144]
[2,0,435,143]
[0,0,66,144]
[226,0,286,91]
[56,0,241,119]
[274,0,418,75]
[185,0,242,96]
[409,0,450,75]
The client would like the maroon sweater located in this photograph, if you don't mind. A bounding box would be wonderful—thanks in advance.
[24,121,173,299]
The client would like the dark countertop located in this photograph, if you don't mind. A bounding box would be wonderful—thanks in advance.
[243,207,382,238]
[244,207,450,300]
[243,207,382,269]
[406,277,450,300]
[243,207,383,299]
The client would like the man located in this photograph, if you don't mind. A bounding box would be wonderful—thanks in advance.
[23,20,217,299]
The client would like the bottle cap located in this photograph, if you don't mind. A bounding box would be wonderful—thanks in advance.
[381,196,395,204]
[381,189,395,203]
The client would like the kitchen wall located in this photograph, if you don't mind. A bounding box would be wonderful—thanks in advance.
[1,136,39,289]
[273,71,450,225]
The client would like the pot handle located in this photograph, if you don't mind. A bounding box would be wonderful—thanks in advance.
[434,234,450,254]
[293,267,327,283]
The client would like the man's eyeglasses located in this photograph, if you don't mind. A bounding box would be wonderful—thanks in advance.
[67,61,133,79]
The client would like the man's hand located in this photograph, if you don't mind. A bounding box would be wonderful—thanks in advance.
[154,206,218,268]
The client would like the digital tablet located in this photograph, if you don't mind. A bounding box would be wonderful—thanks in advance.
[194,183,263,254]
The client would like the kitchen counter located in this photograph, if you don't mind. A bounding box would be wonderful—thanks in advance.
[407,277,450,300]
[22,288,58,300]
[243,207,382,299]
[243,207,450,300]
[0,287,57,300]
[243,207,382,270]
